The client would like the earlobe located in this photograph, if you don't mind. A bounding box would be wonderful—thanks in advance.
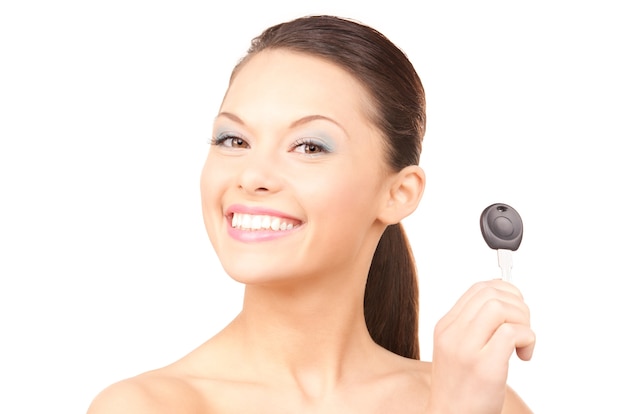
[378,165,425,225]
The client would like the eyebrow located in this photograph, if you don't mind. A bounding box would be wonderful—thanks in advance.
[216,112,348,136]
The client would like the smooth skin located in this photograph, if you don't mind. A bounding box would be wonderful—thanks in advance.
[87,50,534,413]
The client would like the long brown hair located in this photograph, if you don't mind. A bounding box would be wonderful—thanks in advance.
[231,15,426,359]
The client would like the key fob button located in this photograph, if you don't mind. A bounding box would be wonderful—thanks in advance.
[493,216,514,238]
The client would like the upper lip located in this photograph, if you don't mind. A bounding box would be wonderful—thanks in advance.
[225,204,303,222]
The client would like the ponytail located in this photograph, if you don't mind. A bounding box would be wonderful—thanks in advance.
[364,223,419,359]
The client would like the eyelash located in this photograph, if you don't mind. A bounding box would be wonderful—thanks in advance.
[291,138,331,155]
[210,135,331,155]
[210,134,248,148]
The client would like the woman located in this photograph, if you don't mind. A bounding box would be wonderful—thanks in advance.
[88,15,534,413]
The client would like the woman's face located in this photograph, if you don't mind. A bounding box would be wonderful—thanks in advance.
[201,50,394,285]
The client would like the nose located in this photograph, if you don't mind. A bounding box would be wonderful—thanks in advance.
[237,151,282,195]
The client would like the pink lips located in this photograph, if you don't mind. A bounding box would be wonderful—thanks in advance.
[225,204,303,243]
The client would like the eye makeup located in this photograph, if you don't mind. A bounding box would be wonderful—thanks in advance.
[295,129,337,153]
[210,126,246,144]
[210,120,340,154]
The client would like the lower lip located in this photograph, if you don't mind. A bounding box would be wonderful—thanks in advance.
[226,221,302,243]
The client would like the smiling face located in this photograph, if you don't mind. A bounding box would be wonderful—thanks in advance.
[201,49,395,286]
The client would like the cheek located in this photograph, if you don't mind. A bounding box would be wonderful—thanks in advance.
[291,168,385,270]
[199,160,214,206]
[200,156,237,259]
[200,156,228,226]
[201,155,226,199]
[297,166,383,221]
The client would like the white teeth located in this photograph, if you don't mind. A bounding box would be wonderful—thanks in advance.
[241,214,251,228]
[270,217,280,231]
[261,215,271,229]
[231,213,299,231]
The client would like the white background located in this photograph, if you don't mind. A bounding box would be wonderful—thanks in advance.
[1,1,624,412]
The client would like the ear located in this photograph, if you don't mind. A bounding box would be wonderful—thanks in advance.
[377,165,425,225]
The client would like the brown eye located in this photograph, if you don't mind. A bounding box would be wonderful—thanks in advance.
[303,143,322,153]
[230,137,248,148]
[292,139,330,155]
[211,135,250,149]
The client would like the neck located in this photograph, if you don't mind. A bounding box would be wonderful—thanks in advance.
[227,268,379,395]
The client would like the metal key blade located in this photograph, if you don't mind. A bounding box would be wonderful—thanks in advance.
[497,248,513,282]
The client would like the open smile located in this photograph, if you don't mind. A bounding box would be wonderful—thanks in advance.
[230,212,302,231]
[225,205,304,242]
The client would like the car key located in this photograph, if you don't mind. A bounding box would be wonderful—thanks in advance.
[480,203,523,282]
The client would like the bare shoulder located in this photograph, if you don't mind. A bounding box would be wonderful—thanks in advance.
[87,370,207,414]
[503,385,534,413]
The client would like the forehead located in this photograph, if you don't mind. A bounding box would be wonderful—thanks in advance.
[220,49,374,125]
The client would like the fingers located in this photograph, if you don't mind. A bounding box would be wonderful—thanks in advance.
[466,295,531,350]
[437,280,528,333]
[434,279,535,362]
[441,280,524,324]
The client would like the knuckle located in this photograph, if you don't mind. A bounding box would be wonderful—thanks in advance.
[483,297,505,314]
[497,322,518,340]
[472,280,492,291]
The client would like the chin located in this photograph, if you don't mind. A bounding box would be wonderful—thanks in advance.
[221,259,318,288]
[225,270,293,287]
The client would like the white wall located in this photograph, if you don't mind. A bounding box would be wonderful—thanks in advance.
[1,1,624,412]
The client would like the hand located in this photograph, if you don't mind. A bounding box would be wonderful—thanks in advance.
[426,280,535,414]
